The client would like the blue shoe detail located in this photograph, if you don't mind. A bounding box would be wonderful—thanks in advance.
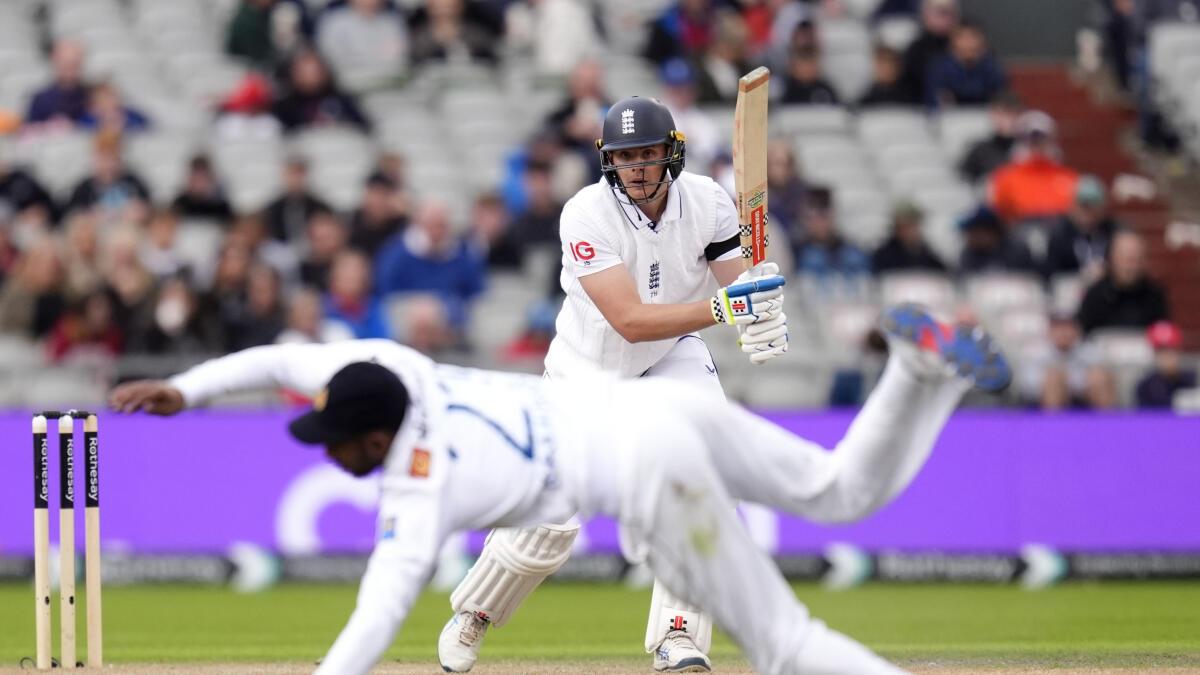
[881,304,1012,394]
[666,657,711,672]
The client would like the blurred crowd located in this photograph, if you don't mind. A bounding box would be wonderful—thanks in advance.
[0,0,1193,410]
[1097,0,1200,153]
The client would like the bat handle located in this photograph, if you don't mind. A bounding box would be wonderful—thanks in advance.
[724,276,785,296]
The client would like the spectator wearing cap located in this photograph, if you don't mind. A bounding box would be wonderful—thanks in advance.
[265,157,332,243]
[959,92,1021,183]
[957,205,1037,275]
[79,82,150,135]
[316,0,409,92]
[659,58,721,175]
[349,173,406,257]
[1136,321,1196,409]
[1077,229,1169,335]
[1017,312,1116,410]
[871,202,947,273]
[66,132,151,226]
[900,0,959,103]
[859,45,910,107]
[373,199,486,332]
[987,110,1079,224]
[925,20,1007,109]
[172,156,234,222]
[1042,175,1120,281]
[25,40,90,127]
[793,187,870,286]
[782,46,840,105]
[271,49,371,134]
[214,73,283,140]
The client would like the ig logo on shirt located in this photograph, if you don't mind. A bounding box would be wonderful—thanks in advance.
[570,241,596,265]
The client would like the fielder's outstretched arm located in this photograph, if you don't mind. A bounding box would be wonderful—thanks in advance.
[316,496,444,675]
[110,340,427,414]
[168,340,418,405]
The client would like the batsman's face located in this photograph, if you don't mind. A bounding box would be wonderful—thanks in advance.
[613,145,668,201]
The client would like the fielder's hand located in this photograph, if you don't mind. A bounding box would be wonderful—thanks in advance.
[710,262,785,326]
[109,380,186,415]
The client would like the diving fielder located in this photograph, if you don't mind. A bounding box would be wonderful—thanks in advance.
[440,96,789,674]
[109,305,1011,675]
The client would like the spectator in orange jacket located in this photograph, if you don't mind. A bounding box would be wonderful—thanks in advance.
[987,110,1078,224]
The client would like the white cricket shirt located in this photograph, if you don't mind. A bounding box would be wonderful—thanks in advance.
[545,171,741,378]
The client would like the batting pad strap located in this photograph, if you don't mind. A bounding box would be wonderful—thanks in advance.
[450,523,579,628]
[645,579,713,653]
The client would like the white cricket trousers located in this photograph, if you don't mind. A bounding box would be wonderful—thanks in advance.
[591,357,969,675]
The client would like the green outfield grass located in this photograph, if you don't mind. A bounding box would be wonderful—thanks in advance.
[2,582,1199,668]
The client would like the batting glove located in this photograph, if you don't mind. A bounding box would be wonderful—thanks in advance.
[738,311,788,364]
[710,262,786,326]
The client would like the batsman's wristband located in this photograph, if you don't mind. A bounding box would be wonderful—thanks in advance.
[711,276,786,325]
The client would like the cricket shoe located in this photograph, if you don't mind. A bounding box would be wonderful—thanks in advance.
[653,630,712,672]
[438,611,489,672]
[880,304,1011,393]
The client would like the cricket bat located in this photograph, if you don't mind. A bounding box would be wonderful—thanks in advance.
[733,66,770,271]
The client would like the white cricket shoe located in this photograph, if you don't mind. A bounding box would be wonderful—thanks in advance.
[438,611,490,673]
[653,630,712,672]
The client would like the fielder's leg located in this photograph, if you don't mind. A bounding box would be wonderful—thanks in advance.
[620,416,905,675]
[438,523,578,672]
[684,304,1009,523]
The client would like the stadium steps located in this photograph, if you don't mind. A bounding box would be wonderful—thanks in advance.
[1009,64,1200,351]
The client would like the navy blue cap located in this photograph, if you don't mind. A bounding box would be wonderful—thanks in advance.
[288,361,408,445]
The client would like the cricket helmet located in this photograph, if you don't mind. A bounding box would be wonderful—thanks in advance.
[596,96,686,203]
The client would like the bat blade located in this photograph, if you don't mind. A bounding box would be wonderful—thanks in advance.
[733,66,770,270]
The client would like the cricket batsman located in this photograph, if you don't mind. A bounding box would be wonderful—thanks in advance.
[439,95,789,674]
[109,305,1011,675]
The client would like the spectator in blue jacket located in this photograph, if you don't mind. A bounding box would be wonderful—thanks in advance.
[926,21,1006,109]
[793,187,870,284]
[324,249,389,339]
[25,41,90,128]
[78,82,150,135]
[374,199,485,330]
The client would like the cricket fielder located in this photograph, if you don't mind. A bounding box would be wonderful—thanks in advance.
[440,95,789,674]
[109,304,1011,675]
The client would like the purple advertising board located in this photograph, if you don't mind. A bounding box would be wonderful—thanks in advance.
[1,411,1197,556]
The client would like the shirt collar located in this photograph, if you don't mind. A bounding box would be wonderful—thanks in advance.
[610,175,685,231]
